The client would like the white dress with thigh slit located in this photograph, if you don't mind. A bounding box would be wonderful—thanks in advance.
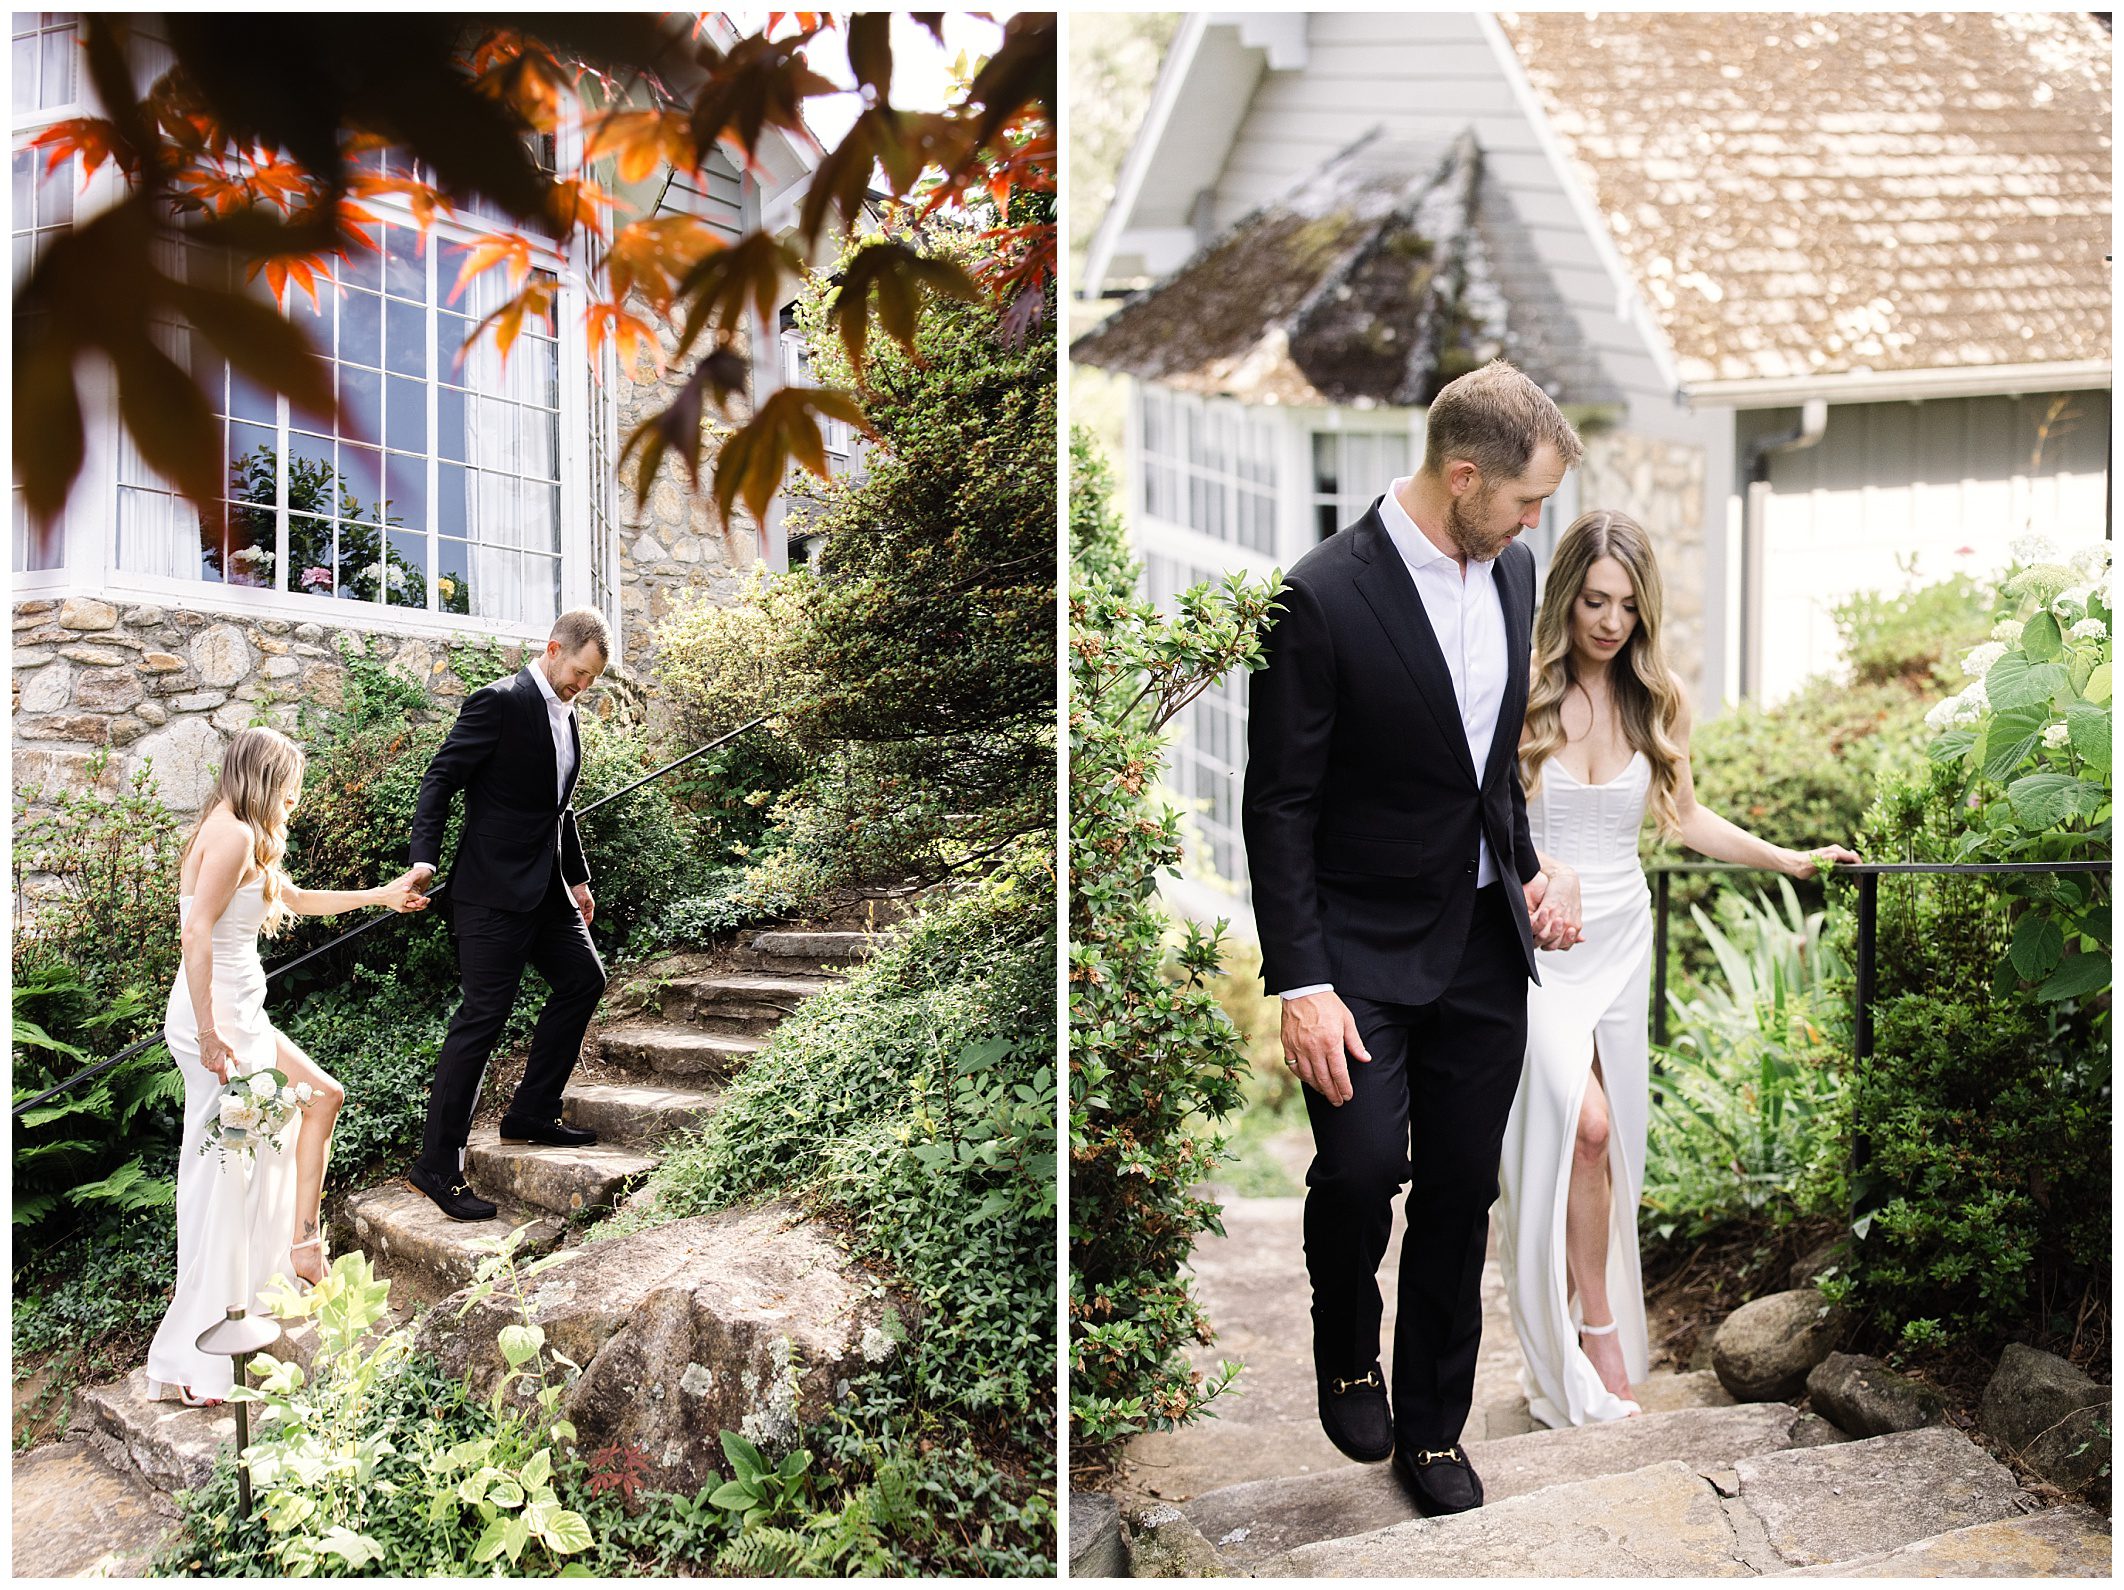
[1494,749,1655,1427]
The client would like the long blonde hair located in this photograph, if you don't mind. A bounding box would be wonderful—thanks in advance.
[179,726,305,937]
[1521,510,1688,839]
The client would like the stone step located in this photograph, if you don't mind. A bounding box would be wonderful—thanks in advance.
[77,1369,235,1496]
[12,1437,179,1577]
[595,1021,766,1080]
[562,1079,722,1144]
[733,928,883,975]
[1192,1402,1806,1568]
[655,972,837,1029]
[1263,1426,2031,1578]
[463,1129,659,1216]
[340,1181,564,1292]
[1775,1505,2111,1577]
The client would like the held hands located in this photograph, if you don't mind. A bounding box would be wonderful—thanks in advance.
[1786,844,1863,880]
[1524,866,1584,951]
[377,867,432,915]
[571,882,595,926]
[1280,990,1371,1107]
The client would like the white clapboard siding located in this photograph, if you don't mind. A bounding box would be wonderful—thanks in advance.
[1752,390,2111,704]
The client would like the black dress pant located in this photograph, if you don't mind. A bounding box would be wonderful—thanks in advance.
[418,865,607,1176]
[1301,882,1529,1451]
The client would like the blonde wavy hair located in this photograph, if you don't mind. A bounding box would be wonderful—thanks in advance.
[178,726,306,937]
[1521,510,1688,840]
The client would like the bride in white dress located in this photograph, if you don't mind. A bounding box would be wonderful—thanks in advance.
[1495,511,1859,1428]
[145,727,428,1405]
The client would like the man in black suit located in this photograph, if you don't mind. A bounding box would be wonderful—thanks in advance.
[404,607,613,1221]
[1242,361,1584,1515]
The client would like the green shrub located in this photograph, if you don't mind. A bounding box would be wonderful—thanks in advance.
[1831,565,1995,691]
[1642,881,1850,1243]
[1068,428,1278,1459]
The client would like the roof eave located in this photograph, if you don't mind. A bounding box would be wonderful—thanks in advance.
[1685,360,2114,409]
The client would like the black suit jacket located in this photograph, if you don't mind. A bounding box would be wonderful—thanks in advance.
[1242,502,1542,1005]
[409,667,589,913]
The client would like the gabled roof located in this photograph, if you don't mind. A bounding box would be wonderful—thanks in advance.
[1070,130,1620,411]
[1497,10,2113,388]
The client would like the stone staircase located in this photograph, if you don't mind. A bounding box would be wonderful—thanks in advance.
[15,920,888,1578]
[1089,1193,2111,1579]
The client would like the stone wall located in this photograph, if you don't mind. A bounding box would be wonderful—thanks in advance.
[12,597,641,821]
[1578,429,1709,696]
[611,325,765,685]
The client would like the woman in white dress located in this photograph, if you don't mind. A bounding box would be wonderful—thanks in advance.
[1495,511,1859,1428]
[146,727,428,1405]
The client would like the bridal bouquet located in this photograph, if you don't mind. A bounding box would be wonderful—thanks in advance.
[201,1068,312,1163]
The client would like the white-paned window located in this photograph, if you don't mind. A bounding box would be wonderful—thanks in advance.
[1311,428,1409,541]
[1143,550,1250,890]
[781,330,854,468]
[12,13,79,116]
[1140,385,1278,554]
[11,146,72,572]
[112,219,566,626]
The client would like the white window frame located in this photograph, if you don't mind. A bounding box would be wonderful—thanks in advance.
[1136,384,1280,556]
[1306,418,1416,546]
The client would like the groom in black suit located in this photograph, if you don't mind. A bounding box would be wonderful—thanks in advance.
[404,607,613,1221]
[1242,361,1583,1514]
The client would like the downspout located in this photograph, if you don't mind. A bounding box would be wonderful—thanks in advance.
[1739,397,1828,699]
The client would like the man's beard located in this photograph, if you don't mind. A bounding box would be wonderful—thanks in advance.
[1445,488,1515,563]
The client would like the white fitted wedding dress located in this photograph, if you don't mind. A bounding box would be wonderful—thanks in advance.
[1494,749,1654,1427]
[145,876,300,1400]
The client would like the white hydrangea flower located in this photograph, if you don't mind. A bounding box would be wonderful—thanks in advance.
[2071,618,2107,642]
[2012,533,2059,565]
[1953,681,1989,723]
[2042,723,2072,750]
[1960,641,2006,679]
[2070,543,2110,581]
[1989,619,2024,644]
[1924,696,1959,730]
[2052,585,2093,617]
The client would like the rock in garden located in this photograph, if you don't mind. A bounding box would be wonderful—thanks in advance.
[415,1201,906,1493]
[1806,1352,1944,1437]
[2022,1403,2110,1500]
[1127,1503,1230,1577]
[1711,1289,1849,1402]
[1978,1344,2107,1452]
[1069,1491,1127,1578]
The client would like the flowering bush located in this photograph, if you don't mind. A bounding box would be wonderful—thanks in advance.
[1915,534,2111,1001]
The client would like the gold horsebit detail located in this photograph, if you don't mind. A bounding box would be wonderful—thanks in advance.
[1329,1370,1382,1395]
[1410,1446,1464,1467]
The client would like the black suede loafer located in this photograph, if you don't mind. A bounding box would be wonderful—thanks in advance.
[1315,1362,1394,1462]
[1394,1442,1484,1516]
[499,1114,598,1148]
[406,1162,498,1221]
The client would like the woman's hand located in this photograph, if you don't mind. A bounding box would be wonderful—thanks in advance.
[376,868,431,915]
[1786,844,1863,880]
[1531,862,1585,950]
[198,1028,236,1083]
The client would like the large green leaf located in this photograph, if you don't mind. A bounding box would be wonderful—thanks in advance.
[2020,610,2063,661]
[2086,661,2111,705]
[2065,701,2111,774]
[2008,911,2065,980]
[2005,772,2106,831]
[1984,654,2070,714]
[2036,950,2112,1002]
[1979,704,2048,783]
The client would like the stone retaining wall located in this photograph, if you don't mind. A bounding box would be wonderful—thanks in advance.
[1579,429,1709,696]
[12,597,642,822]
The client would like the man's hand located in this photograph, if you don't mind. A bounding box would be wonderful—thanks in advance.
[1528,862,1584,951]
[1280,990,1371,1107]
[571,882,595,927]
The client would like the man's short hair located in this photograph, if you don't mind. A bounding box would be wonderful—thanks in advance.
[550,607,611,661]
[1421,360,1585,484]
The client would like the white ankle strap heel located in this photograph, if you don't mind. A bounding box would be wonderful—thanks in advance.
[1579,1319,1620,1337]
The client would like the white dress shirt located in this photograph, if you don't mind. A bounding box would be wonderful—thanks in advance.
[525,662,578,808]
[1279,482,1510,1001]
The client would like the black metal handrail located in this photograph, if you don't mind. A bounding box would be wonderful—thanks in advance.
[1647,858,2112,1056]
[11,715,767,1119]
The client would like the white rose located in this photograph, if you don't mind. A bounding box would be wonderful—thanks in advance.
[2071,618,2107,642]
[1961,641,2006,679]
[294,1081,315,1105]
[250,1073,278,1101]
[219,1094,248,1129]
[2042,723,2072,750]
[1989,619,2024,644]
[2012,532,2059,565]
